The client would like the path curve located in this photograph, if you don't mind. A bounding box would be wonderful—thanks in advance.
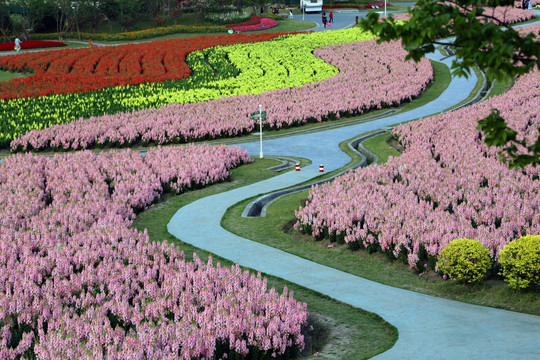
[168,35,540,358]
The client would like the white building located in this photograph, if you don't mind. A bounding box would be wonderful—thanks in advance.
[300,0,324,13]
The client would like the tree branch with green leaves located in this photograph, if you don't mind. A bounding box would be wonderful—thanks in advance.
[361,0,540,168]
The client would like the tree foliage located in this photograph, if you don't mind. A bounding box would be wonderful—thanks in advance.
[0,4,12,33]
[361,0,540,168]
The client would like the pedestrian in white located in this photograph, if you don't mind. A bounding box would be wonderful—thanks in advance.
[14,37,21,52]
[289,10,293,19]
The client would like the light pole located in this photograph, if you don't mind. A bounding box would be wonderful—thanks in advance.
[384,0,387,17]
[250,106,265,159]
[258,104,263,159]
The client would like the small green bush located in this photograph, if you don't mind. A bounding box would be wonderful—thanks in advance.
[437,238,491,284]
[499,235,540,290]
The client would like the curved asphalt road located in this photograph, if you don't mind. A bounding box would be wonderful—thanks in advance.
[168,12,540,360]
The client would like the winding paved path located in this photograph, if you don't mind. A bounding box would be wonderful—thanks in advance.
[168,16,540,360]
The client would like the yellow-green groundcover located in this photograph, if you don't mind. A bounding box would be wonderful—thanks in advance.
[0,28,375,148]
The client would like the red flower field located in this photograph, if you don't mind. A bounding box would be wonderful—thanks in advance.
[0,33,287,100]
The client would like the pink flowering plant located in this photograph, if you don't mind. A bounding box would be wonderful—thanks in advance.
[0,145,309,359]
[230,18,280,32]
[385,6,536,23]
[295,69,540,271]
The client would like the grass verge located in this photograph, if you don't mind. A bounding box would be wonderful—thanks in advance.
[362,132,401,164]
[0,70,26,82]
[487,77,514,98]
[131,157,397,360]
[221,134,540,316]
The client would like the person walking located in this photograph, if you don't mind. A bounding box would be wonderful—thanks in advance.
[14,37,22,52]
[329,12,334,23]
[322,12,327,28]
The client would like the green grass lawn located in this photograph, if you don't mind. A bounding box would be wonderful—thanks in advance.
[0,70,26,82]
[361,132,401,164]
[487,77,514,98]
[131,158,397,359]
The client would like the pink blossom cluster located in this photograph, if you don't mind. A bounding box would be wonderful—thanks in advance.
[11,40,432,152]
[0,145,309,358]
[482,6,537,24]
[230,18,279,32]
[386,6,536,23]
[295,69,540,269]
[517,22,540,35]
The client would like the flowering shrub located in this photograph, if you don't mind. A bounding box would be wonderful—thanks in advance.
[385,13,413,21]
[225,16,280,31]
[437,239,492,283]
[11,38,432,152]
[477,6,537,24]
[0,145,309,358]
[0,40,67,52]
[387,6,536,23]
[295,68,540,270]
[499,235,540,290]
[225,15,264,28]
[232,18,279,32]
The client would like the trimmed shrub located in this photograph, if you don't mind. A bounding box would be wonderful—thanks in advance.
[499,235,540,290]
[437,238,491,283]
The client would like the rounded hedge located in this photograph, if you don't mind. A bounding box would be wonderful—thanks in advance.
[499,235,540,290]
[437,238,491,284]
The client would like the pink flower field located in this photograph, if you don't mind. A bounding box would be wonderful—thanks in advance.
[231,18,279,32]
[11,39,432,152]
[0,145,309,359]
[387,6,536,23]
[295,69,540,270]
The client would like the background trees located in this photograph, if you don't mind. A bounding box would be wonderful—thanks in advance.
[7,0,218,33]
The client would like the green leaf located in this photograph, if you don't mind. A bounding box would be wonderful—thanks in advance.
[477,110,517,147]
